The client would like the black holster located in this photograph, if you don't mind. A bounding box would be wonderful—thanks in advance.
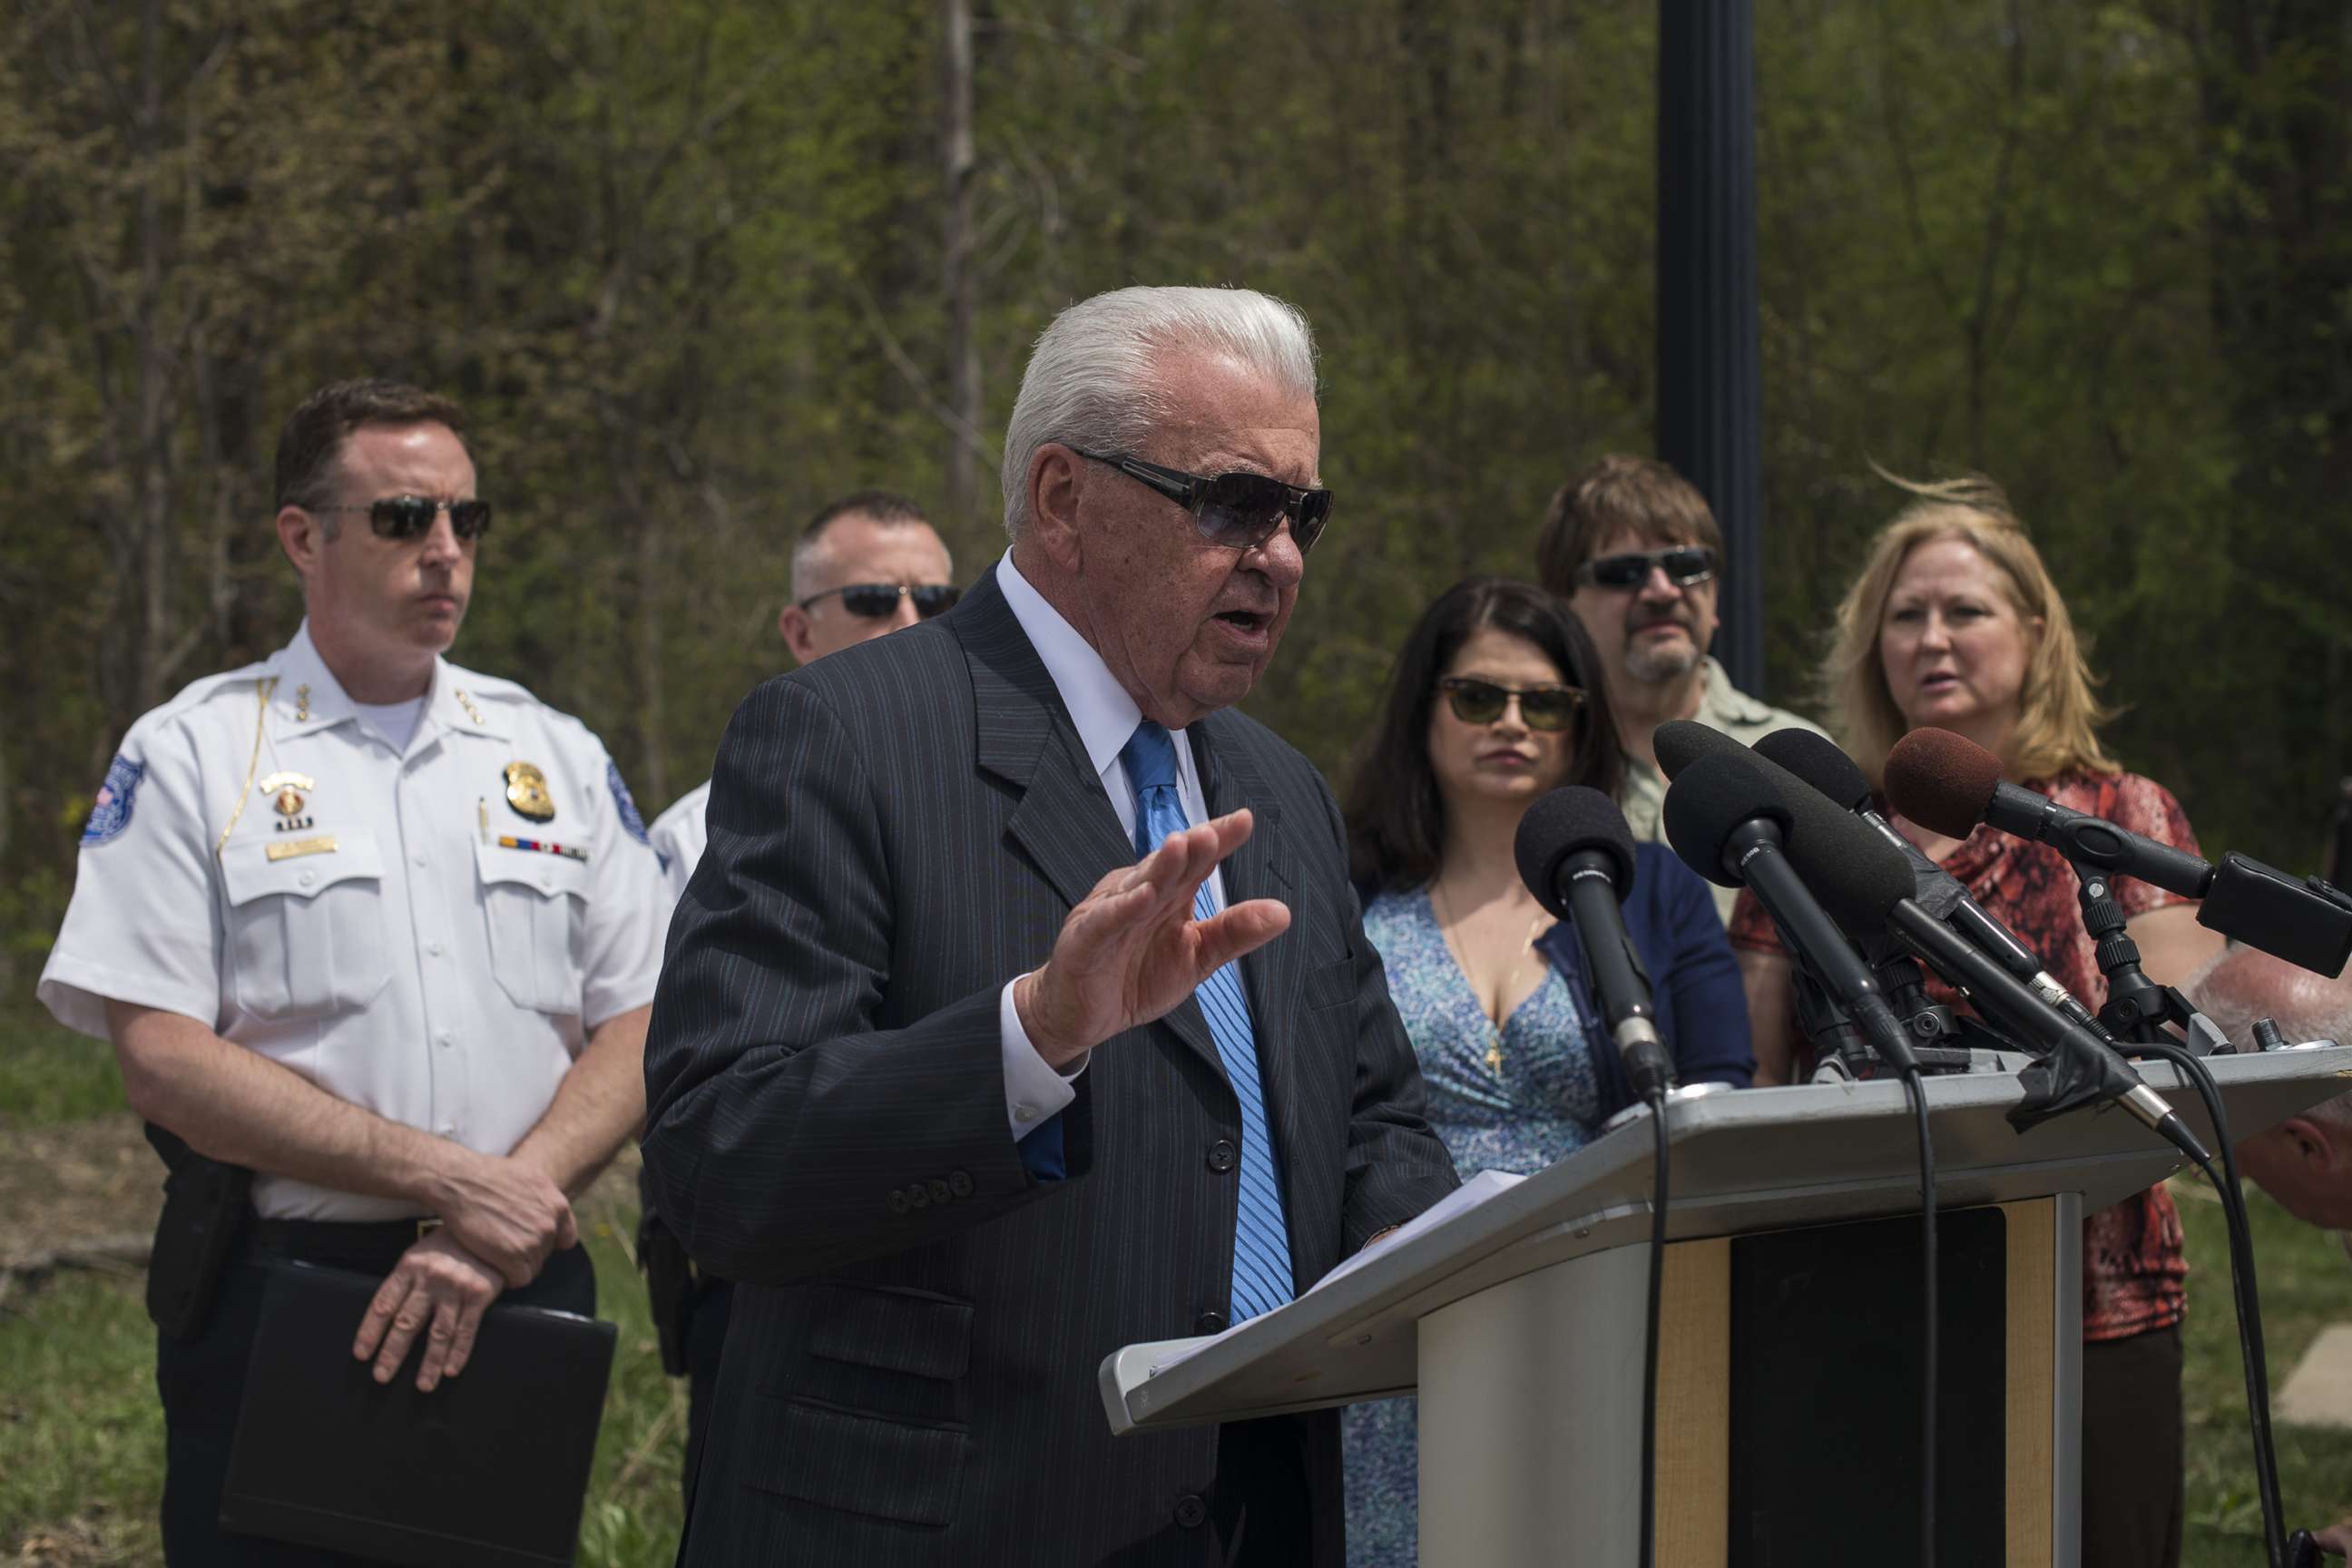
[636,1166,695,1377]
[142,1123,252,1342]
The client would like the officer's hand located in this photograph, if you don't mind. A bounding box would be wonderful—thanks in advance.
[1014,809,1289,1068]
[353,1230,505,1392]
[431,1152,578,1288]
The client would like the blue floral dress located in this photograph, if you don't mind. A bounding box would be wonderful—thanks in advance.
[1344,887,1603,1567]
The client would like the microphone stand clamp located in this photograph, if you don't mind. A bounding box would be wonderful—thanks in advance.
[2072,861,2213,1053]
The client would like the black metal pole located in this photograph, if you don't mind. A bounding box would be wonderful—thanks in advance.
[1657,0,1766,700]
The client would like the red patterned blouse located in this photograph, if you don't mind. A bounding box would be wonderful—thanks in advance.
[1728,769,2199,1344]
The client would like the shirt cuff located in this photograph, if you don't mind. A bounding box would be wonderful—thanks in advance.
[999,976,1086,1142]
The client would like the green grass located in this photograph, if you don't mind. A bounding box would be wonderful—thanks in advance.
[5,1170,2349,1563]
[2180,1177,2352,1564]
[0,1216,684,1566]
[0,1259,164,1563]
[0,1004,128,1128]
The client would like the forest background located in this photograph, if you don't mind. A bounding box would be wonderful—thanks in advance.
[1,0,2346,996]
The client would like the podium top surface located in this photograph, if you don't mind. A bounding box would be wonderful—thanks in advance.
[1102,1044,2352,1436]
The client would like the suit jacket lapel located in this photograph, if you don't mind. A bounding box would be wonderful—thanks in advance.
[958,567,1222,1073]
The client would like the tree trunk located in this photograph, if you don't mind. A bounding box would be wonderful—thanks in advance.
[942,0,981,530]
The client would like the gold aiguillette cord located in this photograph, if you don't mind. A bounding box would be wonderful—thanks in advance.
[215,676,280,859]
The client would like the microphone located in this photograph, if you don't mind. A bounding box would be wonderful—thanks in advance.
[1886,729,2352,978]
[1515,788,1675,1100]
[1653,717,1744,780]
[1752,728,2098,1030]
[1774,782,2213,1163]
[1661,750,1923,1075]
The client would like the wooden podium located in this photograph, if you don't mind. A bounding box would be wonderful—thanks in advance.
[1101,1045,2352,1566]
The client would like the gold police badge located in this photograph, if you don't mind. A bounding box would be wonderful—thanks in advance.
[504,761,556,823]
[259,771,316,832]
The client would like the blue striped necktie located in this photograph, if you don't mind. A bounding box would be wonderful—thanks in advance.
[1120,720,1295,1322]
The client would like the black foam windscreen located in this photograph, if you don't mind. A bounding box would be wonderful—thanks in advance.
[1654,718,1747,780]
[1775,779,1919,937]
[1753,728,1872,814]
[1661,750,1792,888]
[1883,728,2004,841]
[1514,786,1637,920]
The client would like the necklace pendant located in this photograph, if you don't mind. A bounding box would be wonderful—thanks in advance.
[1486,1041,1504,1075]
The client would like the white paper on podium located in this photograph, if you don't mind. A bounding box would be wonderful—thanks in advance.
[1148,1169,1528,1377]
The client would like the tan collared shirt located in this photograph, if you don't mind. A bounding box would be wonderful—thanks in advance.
[1619,655,1831,925]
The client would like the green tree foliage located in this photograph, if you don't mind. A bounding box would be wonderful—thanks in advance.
[2,0,2344,994]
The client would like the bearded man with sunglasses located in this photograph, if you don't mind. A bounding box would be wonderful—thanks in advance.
[1535,453,1829,922]
[40,378,667,1563]
[645,286,1455,1567]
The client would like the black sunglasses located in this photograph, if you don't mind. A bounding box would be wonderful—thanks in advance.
[1437,676,1586,732]
[799,582,962,619]
[314,495,493,542]
[1067,446,1332,554]
[1574,545,1717,592]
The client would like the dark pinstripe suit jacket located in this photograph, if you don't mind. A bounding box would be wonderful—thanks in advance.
[642,566,1457,1566]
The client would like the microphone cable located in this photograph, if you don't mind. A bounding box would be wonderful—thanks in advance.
[1509,786,1679,1567]
[1899,1061,1938,1568]
[1639,1087,1670,1568]
[2066,857,2285,1565]
[2122,1034,2286,1568]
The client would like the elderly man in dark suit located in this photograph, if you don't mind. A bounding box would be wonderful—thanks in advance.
[643,285,1458,1566]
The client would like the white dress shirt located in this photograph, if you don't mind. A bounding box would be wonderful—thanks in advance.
[647,779,711,908]
[40,621,668,1220]
[992,552,1223,1138]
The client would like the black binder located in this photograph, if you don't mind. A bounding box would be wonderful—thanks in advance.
[221,1261,617,1567]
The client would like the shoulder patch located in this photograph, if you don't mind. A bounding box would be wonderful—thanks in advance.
[81,754,147,846]
[608,761,652,847]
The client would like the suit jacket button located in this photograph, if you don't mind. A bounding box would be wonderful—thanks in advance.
[1194,1310,1227,1335]
[887,1190,910,1215]
[907,1183,931,1210]
[926,1178,951,1204]
[947,1170,974,1199]
[1206,1141,1238,1174]
[1173,1494,1208,1529]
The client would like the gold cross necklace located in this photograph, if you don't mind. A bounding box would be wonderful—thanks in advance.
[1429,879,1553,1076]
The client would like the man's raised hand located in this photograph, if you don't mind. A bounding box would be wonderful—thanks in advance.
[1014,808,1289,1068]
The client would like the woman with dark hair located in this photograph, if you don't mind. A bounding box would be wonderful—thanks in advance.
[1338,576,1751,1565]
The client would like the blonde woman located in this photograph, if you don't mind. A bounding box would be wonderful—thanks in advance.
[1730,475,2221,1568]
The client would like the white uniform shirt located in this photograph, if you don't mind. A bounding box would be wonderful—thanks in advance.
[39,621,667,1220]
[646,779,711,908]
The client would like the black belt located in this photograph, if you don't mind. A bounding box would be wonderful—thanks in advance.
[246,1215,440,1264]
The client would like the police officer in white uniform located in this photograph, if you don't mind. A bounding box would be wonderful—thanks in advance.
[38,378,665,1564]
[638,488,954,1498]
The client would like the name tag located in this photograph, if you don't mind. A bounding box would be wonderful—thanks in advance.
[265,836,338,863]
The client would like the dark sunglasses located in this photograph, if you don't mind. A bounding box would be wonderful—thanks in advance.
[1068,446,1332,554]
[314,495,493,542]
[1574,545,1717,592]
[1437,676,1586,732]
[799,582,962,619]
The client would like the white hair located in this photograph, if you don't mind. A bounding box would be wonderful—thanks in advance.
[998,285,1319,540]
